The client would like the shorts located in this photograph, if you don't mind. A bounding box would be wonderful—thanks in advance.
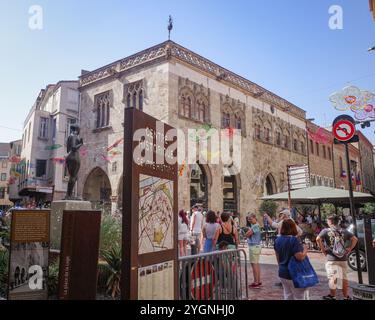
[191,233,201,245]
[248,245,262,264]
[325,261,348,289]
[178,232,189,241]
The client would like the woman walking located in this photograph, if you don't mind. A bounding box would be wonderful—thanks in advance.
[178,210,189,256]
[274,219,310,300]
[213,212,239,250]
[246,213,262,288]
[202,210,220,253]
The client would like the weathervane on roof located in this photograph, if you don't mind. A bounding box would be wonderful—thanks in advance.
[168,15,173,40]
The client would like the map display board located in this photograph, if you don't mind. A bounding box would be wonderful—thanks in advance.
[139,175,174,254]
[121,107,178,300]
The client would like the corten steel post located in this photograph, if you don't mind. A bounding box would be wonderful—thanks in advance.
[345,143,363,284]
[121,107,135,300]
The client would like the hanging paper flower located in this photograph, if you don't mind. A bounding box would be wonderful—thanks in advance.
[45,144,63,151]
[351,95,375,121]
[8,155,21,163]
[340,170,347,178]
[80,146,88,157]
[107,138,124,152]
[329,86,373,111]
[50,157,66,165]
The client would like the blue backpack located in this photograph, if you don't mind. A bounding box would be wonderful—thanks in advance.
[288,255,319,289]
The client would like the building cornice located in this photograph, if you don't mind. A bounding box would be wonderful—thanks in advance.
[370,0,375,20]
[79,41,306,120]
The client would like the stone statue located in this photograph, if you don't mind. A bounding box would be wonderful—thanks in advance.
[65,124,83,200]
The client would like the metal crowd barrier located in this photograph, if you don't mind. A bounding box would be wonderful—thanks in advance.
[178,249,248,300]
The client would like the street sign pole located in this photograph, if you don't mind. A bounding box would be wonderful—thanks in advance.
[344,143,363,284]
[287,165,292,211]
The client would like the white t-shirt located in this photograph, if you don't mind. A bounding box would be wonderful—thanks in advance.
[191,211,204,234]
[178,216,189,235]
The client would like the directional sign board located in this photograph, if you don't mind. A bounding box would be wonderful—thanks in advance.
[333,119,356,142]
[288,164,310,190]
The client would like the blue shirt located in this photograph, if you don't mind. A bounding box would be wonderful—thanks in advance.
[247,223,261,246]
[274,236,303,280]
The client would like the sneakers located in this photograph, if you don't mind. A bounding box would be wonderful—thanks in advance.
[323,294,336,300]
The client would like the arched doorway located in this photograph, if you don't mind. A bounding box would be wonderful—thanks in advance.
[264,174,277,196]
[223,175,237,214]
[190,163,208,209]
[83,167,112,211]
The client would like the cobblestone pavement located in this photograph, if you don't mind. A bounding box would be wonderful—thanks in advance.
[243,247,368,300]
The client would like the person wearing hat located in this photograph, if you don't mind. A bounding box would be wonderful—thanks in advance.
[264,208,303,236]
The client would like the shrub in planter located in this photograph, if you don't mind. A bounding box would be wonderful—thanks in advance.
[97,244,121,298]
[100,214,121,255]
[0,249,9,298]
[48,260,59,298]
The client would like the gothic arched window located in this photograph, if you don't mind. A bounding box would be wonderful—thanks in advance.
[222,112,231,128]
[139,90,143,111]
[124,80,145,111]
[197,100,206,122]
[95,91,111,128]
[181,95,192,118]
[235,116,242,130]
[126,93,131,108]
[283,131,290,149]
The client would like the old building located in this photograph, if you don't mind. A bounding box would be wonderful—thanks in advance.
[354,131,375,194]
[19,81,79,203]
[306,122,335,188]
[8,139,22,203]
[0,143,12,209]
[332,141,361,191]
[77,41,308,221]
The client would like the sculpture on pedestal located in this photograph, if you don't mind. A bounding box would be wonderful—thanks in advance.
[65,124,83,200]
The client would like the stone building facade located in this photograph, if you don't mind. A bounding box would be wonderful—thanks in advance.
[19,81,79,202]
[306,122,335,188]
[8,139,22,203]
[332,142,361,191]
[355,131,375,194]
[0,143,12,208]
[77,41,308,222]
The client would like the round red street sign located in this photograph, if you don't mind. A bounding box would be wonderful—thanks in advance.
[333,119,356,142]
[190,260,216,300]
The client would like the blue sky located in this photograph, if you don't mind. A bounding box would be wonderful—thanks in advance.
[1,0,375,143]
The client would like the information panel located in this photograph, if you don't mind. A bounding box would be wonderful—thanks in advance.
[8,210,50,300]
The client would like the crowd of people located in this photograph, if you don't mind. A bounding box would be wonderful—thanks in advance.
[178,205,364,300]
[178,205,240,257]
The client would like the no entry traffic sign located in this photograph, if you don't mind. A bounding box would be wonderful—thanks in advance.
[191,260,216,300]
[333,119,356,142]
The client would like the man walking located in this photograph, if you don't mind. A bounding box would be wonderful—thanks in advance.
[316,215,358,300]
[190,205,204,254]
[264,208,303,236]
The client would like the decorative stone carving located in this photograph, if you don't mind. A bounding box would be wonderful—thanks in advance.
[178,77,210,123]
[251,106,306,155]
[220,95,246,136]
[79,41,306,121]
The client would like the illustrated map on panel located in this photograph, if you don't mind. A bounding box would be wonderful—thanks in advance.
[138,174,174,254]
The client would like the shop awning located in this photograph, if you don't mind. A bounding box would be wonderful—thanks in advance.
[261,186,375,205]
